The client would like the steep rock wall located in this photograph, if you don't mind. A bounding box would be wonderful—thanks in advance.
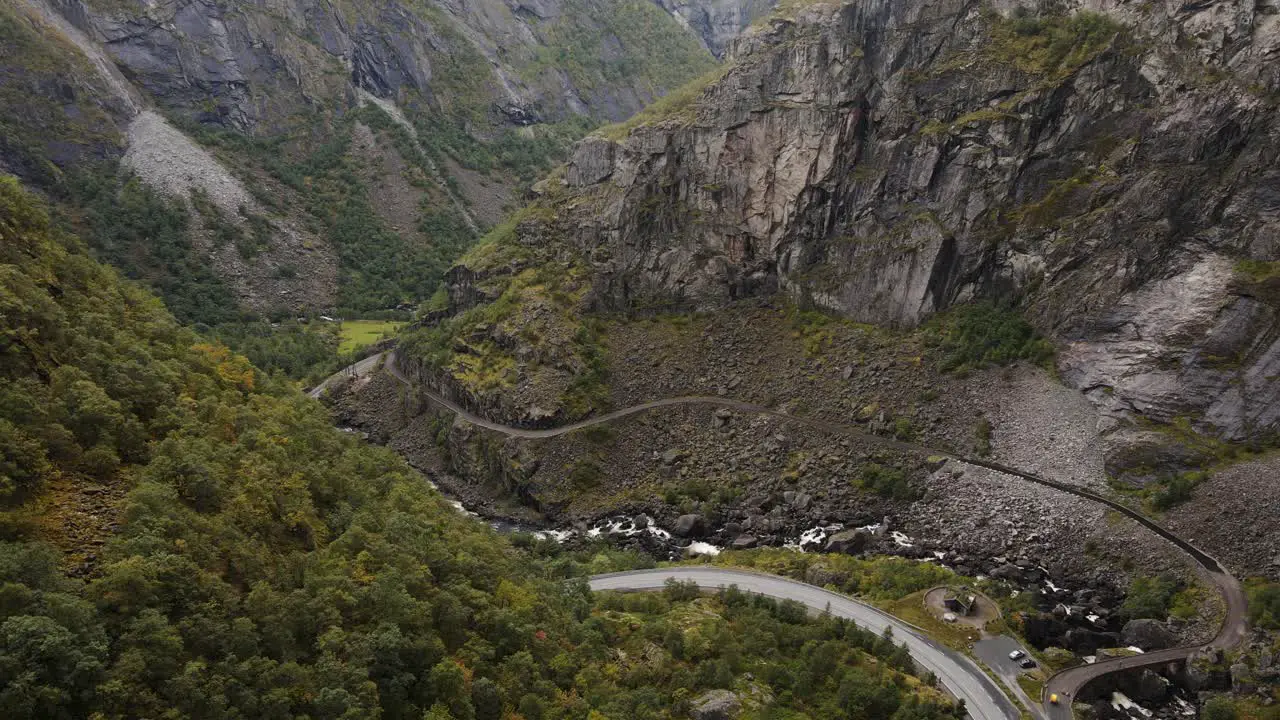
[56,0,721,132]
[3,0,736,317]
[654,0,776,56]
[530,0,1280,466]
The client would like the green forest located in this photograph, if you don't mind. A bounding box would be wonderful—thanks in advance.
[0,175,964,718]
[66,168,344,383]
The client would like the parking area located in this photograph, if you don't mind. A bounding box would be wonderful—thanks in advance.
[975,635,1049,720]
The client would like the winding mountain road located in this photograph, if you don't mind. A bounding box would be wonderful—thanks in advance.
[589,567,1020,720]
[307,353,385,399]
[318,351,1250,718]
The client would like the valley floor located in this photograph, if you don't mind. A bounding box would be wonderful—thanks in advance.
[326,302,1264,639]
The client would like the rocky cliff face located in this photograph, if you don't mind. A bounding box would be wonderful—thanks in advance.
[428,0,1280,474]
[57,0,718,132]
[653,0,776,56]
[2,0,734,319]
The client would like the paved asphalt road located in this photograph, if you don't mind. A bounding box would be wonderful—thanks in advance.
[974,636,1046,720]
[590,567,1020,720]
[315,351,1251,718]
[306,353,384,399]
[1040,568,1249,719]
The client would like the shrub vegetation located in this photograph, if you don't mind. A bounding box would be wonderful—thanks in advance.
[711,550,959,603]
[1246,578,1280,630]
[1149,470,1209,510]
[1120,573,1182,620]
[987,10,1124,78]
[923,301,1054,373]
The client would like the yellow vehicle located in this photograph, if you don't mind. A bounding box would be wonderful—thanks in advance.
[1049,693,1060,705]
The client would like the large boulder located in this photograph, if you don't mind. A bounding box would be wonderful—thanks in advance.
[1121,619,1178,651]
[1064,628,1120,654]
[990,563,1024,581]
[674,514,707,538]
[783,490,812,510]
[824,529,869,554]
[1072,703,1097,720]
[692,689,740,720]
[1022,615,1070,647]
[1130,669,1169,702]
[1182,648,1230,692]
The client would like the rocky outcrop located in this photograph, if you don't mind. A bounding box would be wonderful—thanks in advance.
[1121,619,1179,651]
[691,689,741,720]
[3,0,335,313]
[50,0,717,132]
[5,0,729,318]
[654,0,775,57]
[535,0,1280,467]
[674,513,708,537]
[1,0,135,178]
[824,529,869,554]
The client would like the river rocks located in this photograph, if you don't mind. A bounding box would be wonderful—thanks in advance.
[782,490,812,510]
[1064,628,1121,654]
[1230,662,1256,693]
[1121,619,1179,651]
[824,529,869,554]
[1131,669,1170,702]
[674,514,708,538]
[991,563,1025,581]
[731,535,758,549]
[691,689,740,720]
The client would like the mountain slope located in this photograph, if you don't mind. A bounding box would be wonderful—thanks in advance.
[0,0,733,334]
[0,174,967,719]
[404,0,1280,480]
[0,0,768,385]
[654,0,776,56]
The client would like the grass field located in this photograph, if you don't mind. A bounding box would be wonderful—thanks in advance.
[882,591,983,651]
[339,320,402,354]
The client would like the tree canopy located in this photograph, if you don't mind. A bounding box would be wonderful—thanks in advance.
[0,174,961,719]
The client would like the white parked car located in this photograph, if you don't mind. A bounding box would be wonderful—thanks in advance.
[1008,649,1026,661]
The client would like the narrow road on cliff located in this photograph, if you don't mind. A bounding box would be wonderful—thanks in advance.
[307,353,385,400]
[589,567,1020,720]
[315,351,1250,718]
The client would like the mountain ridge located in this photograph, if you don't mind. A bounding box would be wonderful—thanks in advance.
[3,0,738,318]
[406,0,1280,480]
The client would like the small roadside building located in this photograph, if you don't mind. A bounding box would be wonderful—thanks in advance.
[943,590,977,616]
